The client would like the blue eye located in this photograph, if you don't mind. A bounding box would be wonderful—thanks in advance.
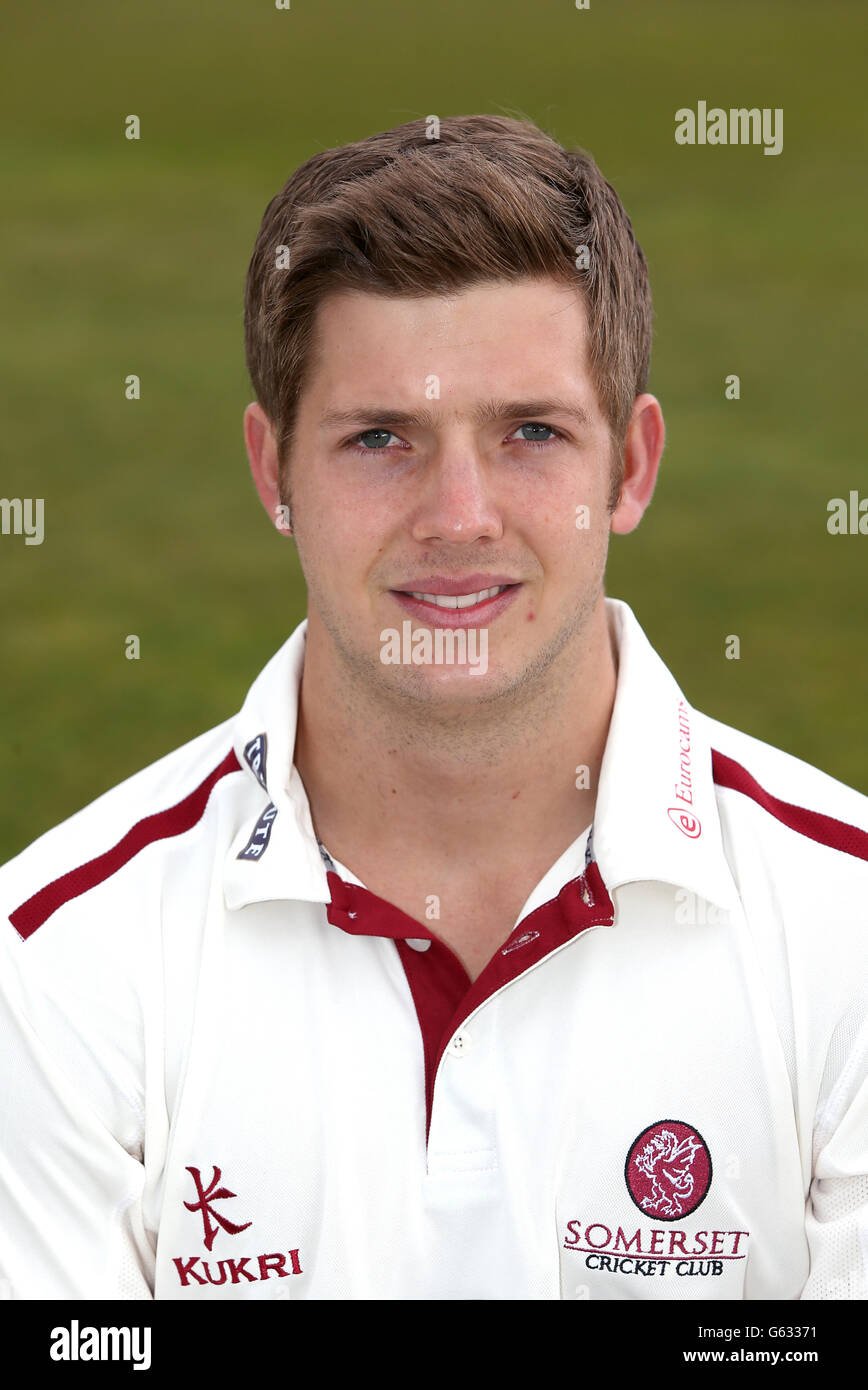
[353,429,401,451]
[511,423,559,445]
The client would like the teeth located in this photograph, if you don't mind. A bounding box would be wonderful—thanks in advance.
[408,585,507,609]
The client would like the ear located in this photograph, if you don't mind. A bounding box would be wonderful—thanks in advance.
[243,402,292,535]
[609,394,666,535]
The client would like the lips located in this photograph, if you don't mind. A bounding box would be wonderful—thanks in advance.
[390,581,522,628]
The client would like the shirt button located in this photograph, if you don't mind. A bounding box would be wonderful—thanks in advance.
[405,938,431,952]
[447,1031,471,1056]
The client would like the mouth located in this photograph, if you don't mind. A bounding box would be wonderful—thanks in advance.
[389,581,522,627]
[406,584,509,610]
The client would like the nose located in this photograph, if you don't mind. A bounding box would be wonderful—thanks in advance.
[409,441,504,545]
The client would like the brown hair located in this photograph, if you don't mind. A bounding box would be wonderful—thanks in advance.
[244,114,653,503]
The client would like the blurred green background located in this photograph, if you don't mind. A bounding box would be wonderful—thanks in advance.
[1,0,866,861]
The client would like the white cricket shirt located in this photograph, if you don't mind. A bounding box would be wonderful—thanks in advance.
[1,598,866,1300]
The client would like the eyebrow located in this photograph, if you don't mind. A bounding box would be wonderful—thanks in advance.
[318,397,594,433]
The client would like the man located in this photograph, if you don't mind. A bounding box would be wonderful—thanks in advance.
[1,115,865,1301]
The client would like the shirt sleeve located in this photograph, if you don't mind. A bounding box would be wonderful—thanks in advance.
[0,925,154,1300]
[800,1004,868,1300]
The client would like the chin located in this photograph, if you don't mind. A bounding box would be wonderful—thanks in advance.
[381,665,495,702]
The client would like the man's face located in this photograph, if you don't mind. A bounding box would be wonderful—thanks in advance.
[286,276,619,710]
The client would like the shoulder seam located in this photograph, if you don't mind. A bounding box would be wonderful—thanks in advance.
[9,749,242,941]
[712,748,868,864]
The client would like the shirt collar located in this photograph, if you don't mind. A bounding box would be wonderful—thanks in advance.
[223,599,739,916]
[592,599,739,912]
[223,625,330,910]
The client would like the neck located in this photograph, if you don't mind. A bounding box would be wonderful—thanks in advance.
[293,599,617,868]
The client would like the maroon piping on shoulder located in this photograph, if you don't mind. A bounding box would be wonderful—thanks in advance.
[712,749,868,862]
[9,749,241,941]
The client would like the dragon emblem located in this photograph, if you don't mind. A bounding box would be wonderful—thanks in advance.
[633,1128,701,1218]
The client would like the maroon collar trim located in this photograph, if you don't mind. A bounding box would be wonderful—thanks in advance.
[326,862,614,1142]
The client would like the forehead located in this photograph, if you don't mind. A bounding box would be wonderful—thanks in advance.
[302,277,596,411]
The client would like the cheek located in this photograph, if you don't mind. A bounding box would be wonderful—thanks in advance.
[307,462,397,527]
[531,499,607,570]
[299,504,387,588]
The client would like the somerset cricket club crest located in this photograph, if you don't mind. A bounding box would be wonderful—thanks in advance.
[624,1120,712,1220]
[563,1117,746,1280]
